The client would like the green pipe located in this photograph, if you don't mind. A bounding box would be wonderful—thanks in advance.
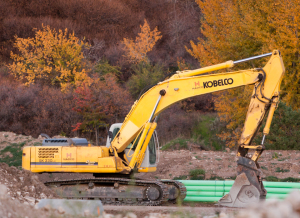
[184,196,220,202]
[186,186,299,194]
[183,195,287,202]
[179,180,234,186]
[179,180,300,189]
[186,192,288,198]
[186,191,228,197]
[264,181,300,188]
[266,188,299,194]
[186,186,231,192]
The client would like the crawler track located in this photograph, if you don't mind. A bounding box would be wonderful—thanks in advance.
[160,180,187,203]
[45,178,170,206]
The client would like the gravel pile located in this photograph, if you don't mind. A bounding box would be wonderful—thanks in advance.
[236,190,300,218]
[0,163,56,205]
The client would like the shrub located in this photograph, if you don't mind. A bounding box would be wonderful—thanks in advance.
[0,142,25,167]
[189,168,205,180]
[0,79,80,138]
[126,61,165,99]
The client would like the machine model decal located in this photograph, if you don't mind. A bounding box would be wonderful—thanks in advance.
[63,153,75,161]
[203,78,234,88]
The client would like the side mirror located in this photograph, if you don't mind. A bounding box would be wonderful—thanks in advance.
[108,131,113,139]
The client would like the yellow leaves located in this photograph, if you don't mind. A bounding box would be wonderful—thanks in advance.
[123,19,162,63]
[8,25,90,91]
[187,0,300,147]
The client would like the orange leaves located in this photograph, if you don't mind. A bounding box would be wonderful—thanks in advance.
[9,25,90,91]
[123,19,162,63]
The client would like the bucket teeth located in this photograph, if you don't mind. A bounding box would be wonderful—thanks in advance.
[218,157,266,207]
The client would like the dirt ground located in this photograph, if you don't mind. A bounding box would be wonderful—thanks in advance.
[1,131,300,217]
[138,149,300,181]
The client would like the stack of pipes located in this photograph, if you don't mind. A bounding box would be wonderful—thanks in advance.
[178,180,300,202]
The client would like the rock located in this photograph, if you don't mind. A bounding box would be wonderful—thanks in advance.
[29,186,35,192]
[58,206,65,214]
[40,193,47,199]
[37,199,104,216]
[0,184,8,199]
[102,212,114,218]
[192,156,196,160]
[219,212,228,218]
[17,192,21,196]
[84,209,90,216]
[125,212,137,218]
[24,196,35,204]
[285,190,300,210]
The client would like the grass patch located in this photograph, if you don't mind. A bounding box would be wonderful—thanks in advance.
[173,175,188,180]
[189,168,205,180]
[275,167,290,173]
[265,176,300,182]
[33,142,42,146]
[272,152,278,159]
[210,176,224,180]
[261,166,268,171]
[0,142,25,167]
[161,138,189,151]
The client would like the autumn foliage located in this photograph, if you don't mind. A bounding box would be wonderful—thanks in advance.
[9,25,90,91]
[72,74,133,140]
[123,19,162,63]
[187,0,300,147]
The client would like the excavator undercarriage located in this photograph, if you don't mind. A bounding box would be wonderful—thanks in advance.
[45,178,186,205]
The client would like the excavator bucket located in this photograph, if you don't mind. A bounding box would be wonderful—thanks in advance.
[218,157,267,207]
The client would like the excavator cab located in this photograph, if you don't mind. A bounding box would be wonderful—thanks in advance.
[106,123,159,172]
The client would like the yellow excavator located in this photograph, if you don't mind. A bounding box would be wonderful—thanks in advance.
[22,50,285,207]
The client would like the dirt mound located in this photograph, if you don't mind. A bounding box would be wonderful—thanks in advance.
[0,163,56,205]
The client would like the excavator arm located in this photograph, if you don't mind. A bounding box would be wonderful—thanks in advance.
[111,50,285,207]
[112,51,284,155]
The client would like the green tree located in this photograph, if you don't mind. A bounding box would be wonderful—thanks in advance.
[126,62,165,98]
[254,102,300,150]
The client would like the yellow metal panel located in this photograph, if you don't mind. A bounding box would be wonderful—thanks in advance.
[138,167,157,173]
[77,147,100,168]
[98,157,116,168]
[22,147,31,170]
[100,147,109,157]
[35,146,62,168]
[61,147,76,167]
[31,167,121,173]
[30,147,36,168]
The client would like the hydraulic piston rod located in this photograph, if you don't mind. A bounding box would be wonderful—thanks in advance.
[233,52,273,64]
[175,52,273,78]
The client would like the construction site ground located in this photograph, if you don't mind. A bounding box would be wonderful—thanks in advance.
[1,131,300,217]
